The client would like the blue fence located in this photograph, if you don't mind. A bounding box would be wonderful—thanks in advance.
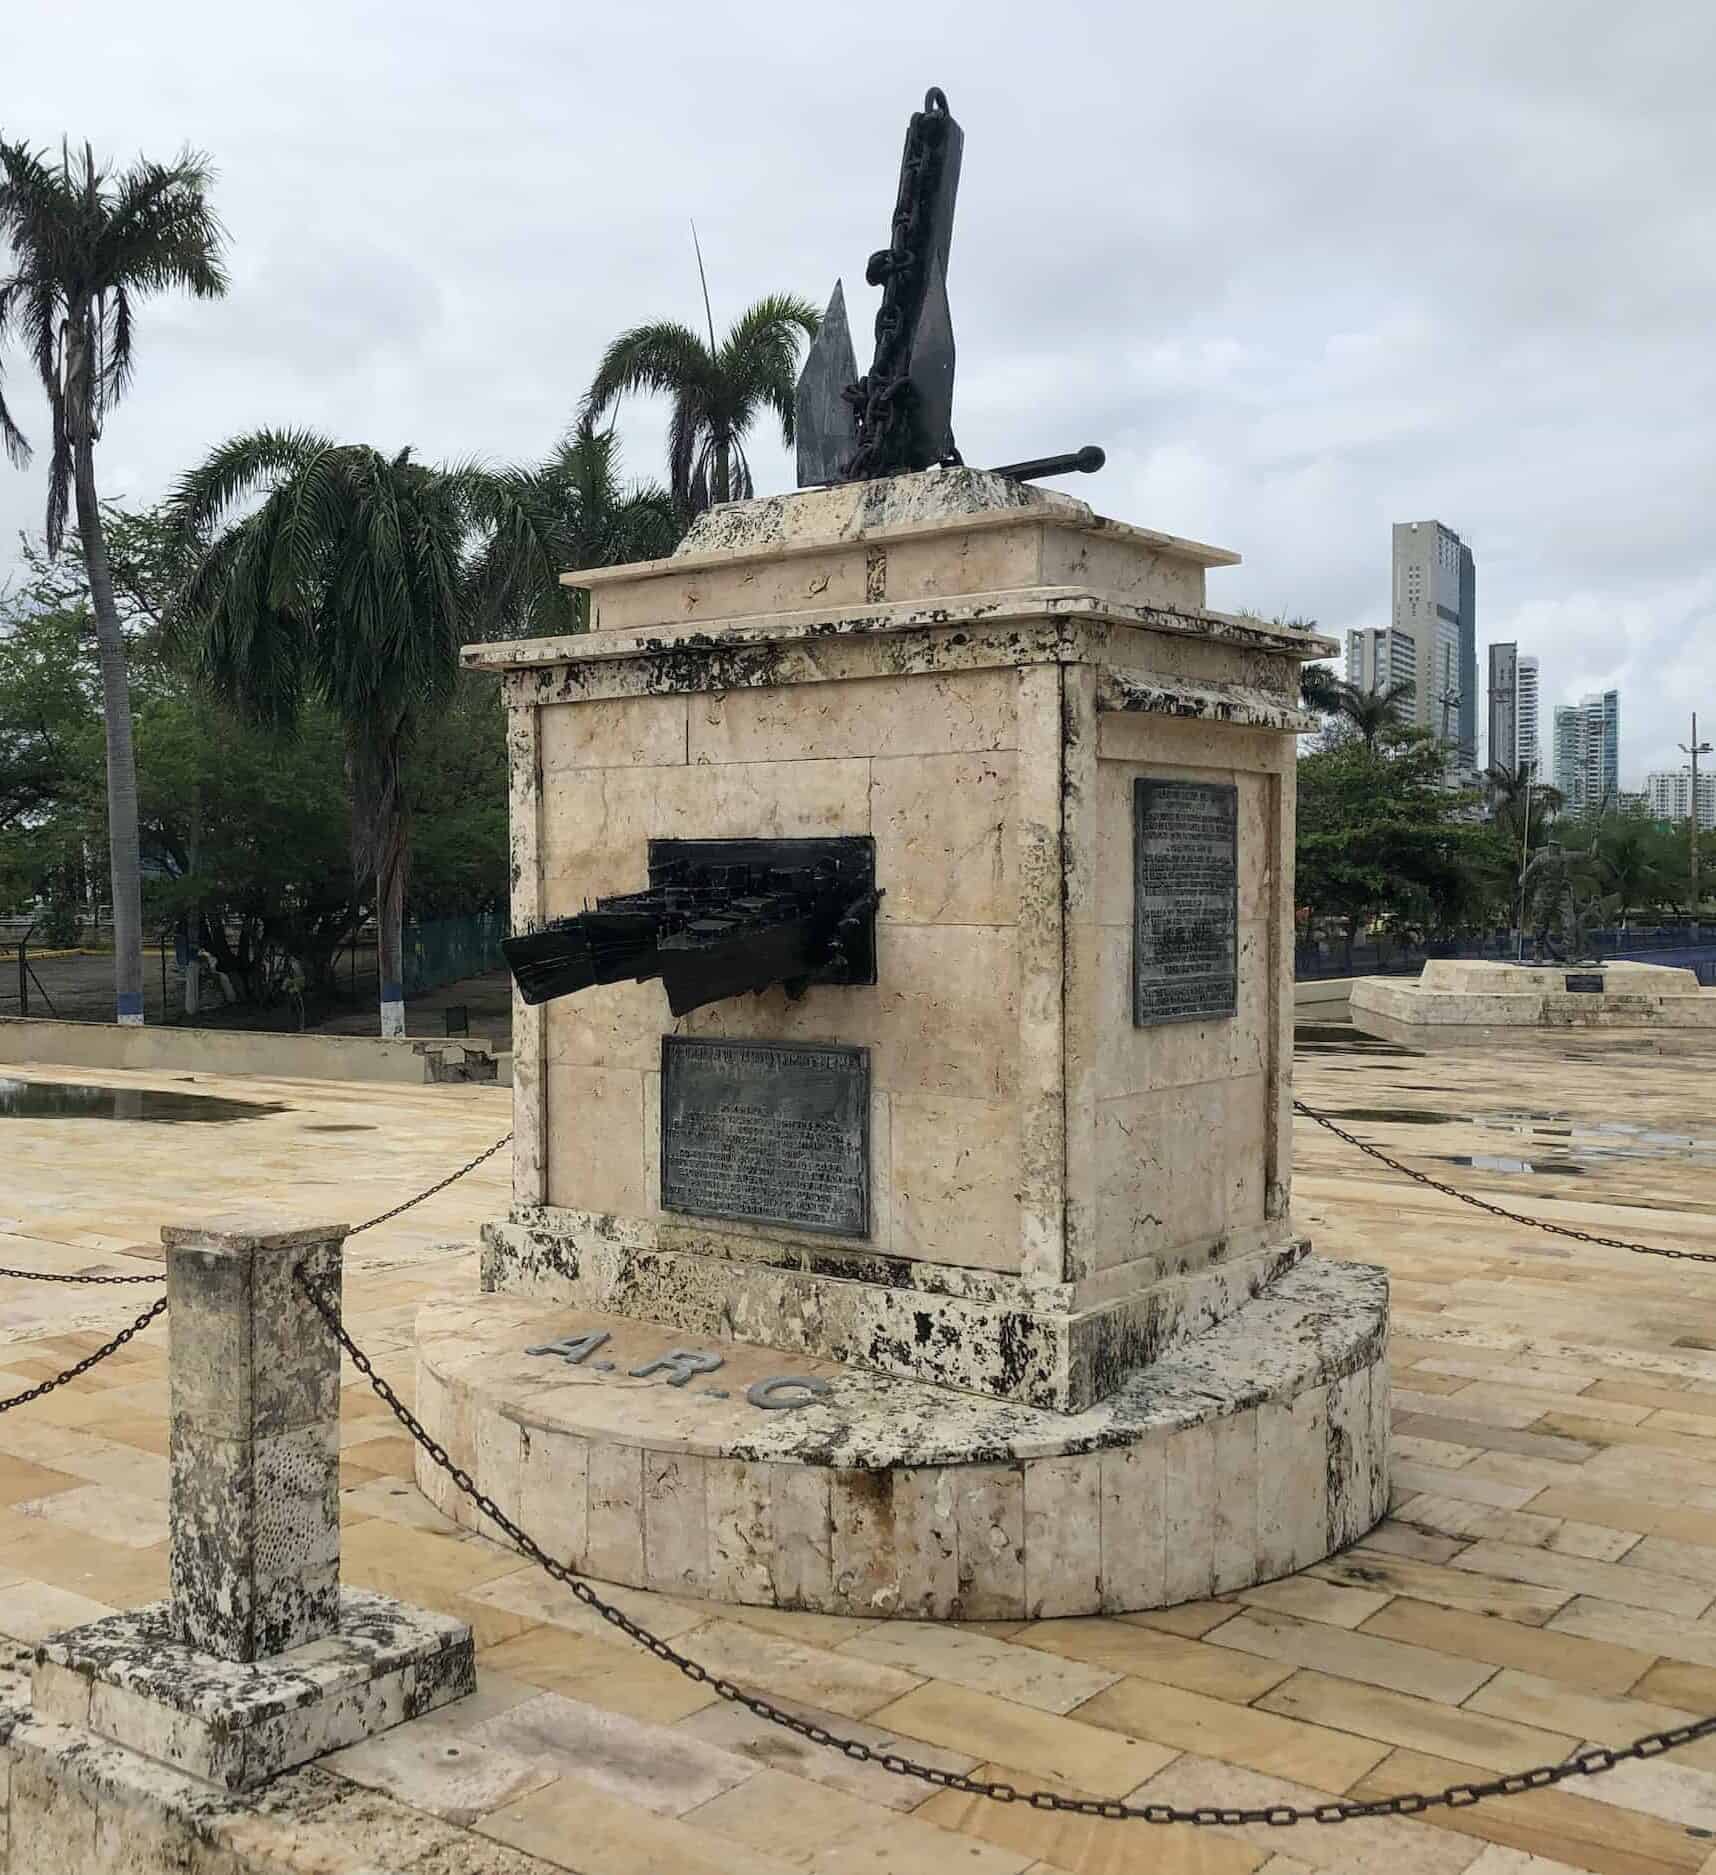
[399,912,509,995]
[1297,928,1716,987]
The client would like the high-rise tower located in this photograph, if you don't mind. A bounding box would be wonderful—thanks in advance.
[1392,521,1476,770]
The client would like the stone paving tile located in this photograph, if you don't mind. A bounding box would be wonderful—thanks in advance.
[806,1810,1037,1872]
[673,1618,923,1719]
[1203,1606,1498,1704]
[479,1775,803,1872]
[319,1724,561,1824]
[1392,1461,1547,1512]
[914,1758,1269,1875]
[1450,1543,1715,1620]
[838,1620,1122,1714]
[1233,1576,1394,1629]
[1072,1675,1390,1790]
[12,1481,168,1548]
[868,1683,1179,1799]
[1357,1605,1650,1710]
[683,1767,924,1867]
[1349,1747,1710,1874]
[470,1690,760,1817]
[1133,1753,1485,1874]
[1310,1553,1574,1625]
[1013,1614,1296,1702]
[675,1696,978,1813]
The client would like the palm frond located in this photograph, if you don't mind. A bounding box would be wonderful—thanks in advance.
[582,321,714,423]
[719,291,819,448]
[168,427,334,532]
[97,149,229,303]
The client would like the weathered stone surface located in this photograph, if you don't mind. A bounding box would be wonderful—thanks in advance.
[415,1257,1389,1618]
[32,1589,474,1793]
[164,1217,345,1662]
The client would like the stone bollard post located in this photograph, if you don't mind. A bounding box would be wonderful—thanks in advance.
[162,1215,345,1660]
[28,1209,475,1793]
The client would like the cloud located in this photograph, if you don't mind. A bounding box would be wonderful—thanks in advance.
[4,0,1714,782]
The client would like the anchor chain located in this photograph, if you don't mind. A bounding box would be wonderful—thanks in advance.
[841,87,961,481]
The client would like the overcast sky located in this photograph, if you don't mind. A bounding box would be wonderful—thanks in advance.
[6,0,1714,782]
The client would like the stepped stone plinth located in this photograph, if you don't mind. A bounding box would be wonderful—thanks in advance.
[1352,958,1716,1052]
[425,466,1390,1615]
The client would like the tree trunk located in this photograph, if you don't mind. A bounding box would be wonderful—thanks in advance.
[347,729,410,1038]
[376,814,408,1038]
[713,433,731,507]
[73,440,147,1026]
[184,776,203,1018]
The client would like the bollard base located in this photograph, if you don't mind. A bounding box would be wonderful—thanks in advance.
[30,1587,473,1793]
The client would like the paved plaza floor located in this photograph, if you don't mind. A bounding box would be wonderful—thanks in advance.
[3,1032,1716,1872]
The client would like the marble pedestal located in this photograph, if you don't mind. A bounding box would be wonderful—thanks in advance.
[1352,958,1716,1052]
[17,1215,474,1815]
[423,468,1391,1613]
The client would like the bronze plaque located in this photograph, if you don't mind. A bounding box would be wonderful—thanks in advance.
[660,1038,869,1236]
[1565,973,1606,994]
[1133,778,1239,1026]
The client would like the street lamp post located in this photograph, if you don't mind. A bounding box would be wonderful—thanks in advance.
[1679,713,1712,932]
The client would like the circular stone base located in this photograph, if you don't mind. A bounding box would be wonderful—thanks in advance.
[414,1256,1389,1619]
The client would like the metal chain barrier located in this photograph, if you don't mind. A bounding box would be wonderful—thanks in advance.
[297,1263,1716,1826]
[347,1133,512,1236]
[0,1295,169,1415]
[0,1265,163,1284]
[1293,1099,1716,1264]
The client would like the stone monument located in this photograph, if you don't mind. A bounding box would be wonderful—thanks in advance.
[1352,957,1716,1051]
[412,88,1390,1617]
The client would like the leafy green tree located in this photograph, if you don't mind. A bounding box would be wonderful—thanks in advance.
[1581,819,1681,928]
[464,415,680,638]
[0,599,100,931]
[403,673,510,916]
[583,292,819,518]
[1297,729,1498,963]
[168,433,561,1035]
[0,137,227,1022]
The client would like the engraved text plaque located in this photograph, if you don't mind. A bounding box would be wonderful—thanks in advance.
[660,1038,869,1236]
[1132,778,1239,1026]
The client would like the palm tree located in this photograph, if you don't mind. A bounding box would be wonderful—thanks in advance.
[1484,760,1563,831]
[1591,822,1671,929]
[1335,677,1415,751]
[583,292,819,519]
[464,415,680,638]
[1299,660,1343,714]
[0,138,227,1024]
[168,432,563,1037]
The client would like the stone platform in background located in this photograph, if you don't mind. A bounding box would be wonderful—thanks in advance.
[415,1255,1388,1619]
[1351,957,1716,1052]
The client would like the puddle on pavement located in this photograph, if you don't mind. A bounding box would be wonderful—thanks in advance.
[1327,1107,1457,1125]
[1443,1153,1586,1177]
[0,1078,287,1124]
[1294,1023,1421,1059]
